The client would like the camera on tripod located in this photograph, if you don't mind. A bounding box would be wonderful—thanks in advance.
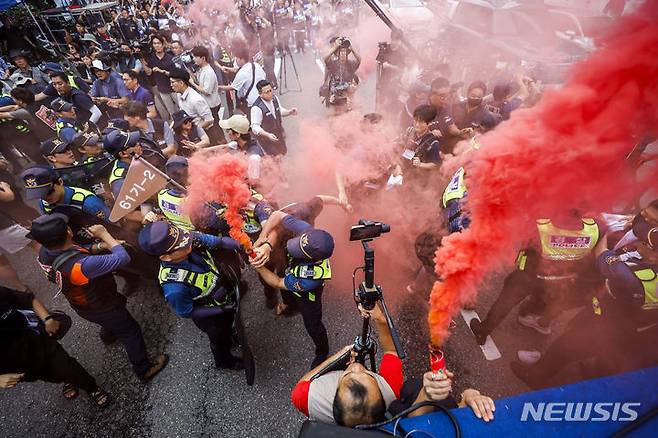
[310,219,404,379]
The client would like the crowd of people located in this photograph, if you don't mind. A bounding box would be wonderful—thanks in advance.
[0,0,656,432]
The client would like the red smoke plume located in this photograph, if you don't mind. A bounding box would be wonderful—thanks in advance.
[428,4,658,345]
[186,153,253,254]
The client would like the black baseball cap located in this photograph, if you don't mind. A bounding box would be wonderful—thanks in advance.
[40,138,72,156]
[26,213,69,246]
[287,228,335,261]
[19,165,60,200]
[50,98,74,113]
[139,221,192,256]
[103,129,140,156]
[172,110,194,129]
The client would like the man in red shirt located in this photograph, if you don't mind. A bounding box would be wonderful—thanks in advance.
[291,303,403,426]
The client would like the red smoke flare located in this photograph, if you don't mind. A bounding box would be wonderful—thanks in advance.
[428,5,658,345]
[185,153,254,254]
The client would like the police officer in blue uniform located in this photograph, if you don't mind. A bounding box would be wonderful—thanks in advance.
[51,98,84,141]
[511,204,658,388]
[139,221,245,370]
[251,209,334,368]
[103,129,143,199]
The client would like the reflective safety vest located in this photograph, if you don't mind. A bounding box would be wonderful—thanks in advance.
[42,186,95,214]
[158,250,229,307]
[442,167,467,208]
[157,189,194,230]
[215,189,264,235]
[286,259,332,302]
[55,119,79,136]
[108,160,127,186]
[633,267,658,310]
[68,75,79,90]
[536,218,599,261]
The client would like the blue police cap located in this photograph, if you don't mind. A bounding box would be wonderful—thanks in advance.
[42,62,63,73]
[40,138,72,156]
[19,165,59,200]
[287,228,334,261]
[103,129,140,156]
[26,213,69,246]
[50,98,74,113]
[139,221,192,256]
[102,118,131,135]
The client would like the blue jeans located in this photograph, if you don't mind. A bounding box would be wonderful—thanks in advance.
[77,305,151,378]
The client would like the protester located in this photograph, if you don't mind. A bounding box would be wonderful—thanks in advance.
[0,285,111,407]
[122,70,158,119]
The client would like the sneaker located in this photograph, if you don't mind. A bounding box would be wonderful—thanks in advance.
[140,354,169,382]
[517,350,542,364]
[216,355,244,371]
[469,318,488,345]
[517,314,552,335]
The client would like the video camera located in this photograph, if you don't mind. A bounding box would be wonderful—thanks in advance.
[336,37,351,50]
[173,49,197,72]
[134,37,152,58]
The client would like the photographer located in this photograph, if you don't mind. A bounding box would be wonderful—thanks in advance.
[116,43,144,75]
[322,37,361,109]
[291,302,402,426]
[218,48,266,113]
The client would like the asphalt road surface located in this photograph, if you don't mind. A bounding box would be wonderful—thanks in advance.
[0,48,573,438]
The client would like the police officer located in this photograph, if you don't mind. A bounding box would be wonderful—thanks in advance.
[138,221,245,370]
[157,156,199,230]
[511,221,658,388]
[103,129,143,199]
[442,167,470,234]
[470,213,604,344]
[251,209,334,368]
[20,165,110,243]
[50,98,84,141]
[41,138,78,169]
[28,214,168,381]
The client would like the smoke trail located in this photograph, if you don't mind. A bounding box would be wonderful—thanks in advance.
[185,153,253,253]
[428,3,658,345]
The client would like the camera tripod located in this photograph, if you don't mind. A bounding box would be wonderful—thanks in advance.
[310,221,405,379]
[277,43,302,95]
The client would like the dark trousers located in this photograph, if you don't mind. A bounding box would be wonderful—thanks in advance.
[3,332,97,393]
[191,310,235,366]
[77,305,151,378]
[206,108,225,145]
[263,54,278,88]
[282,288,329,358]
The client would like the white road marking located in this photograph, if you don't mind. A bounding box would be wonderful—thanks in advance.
[460,309,502,361]
[315,57,325,75]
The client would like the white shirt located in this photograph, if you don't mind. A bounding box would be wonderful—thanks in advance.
[196,64,221,109]
[177,86,214,126]
[231,62,267,106]
[250,96,292,135]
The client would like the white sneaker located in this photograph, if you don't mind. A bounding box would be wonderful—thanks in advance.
[517,314,552,335]
[518,350,542,364]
